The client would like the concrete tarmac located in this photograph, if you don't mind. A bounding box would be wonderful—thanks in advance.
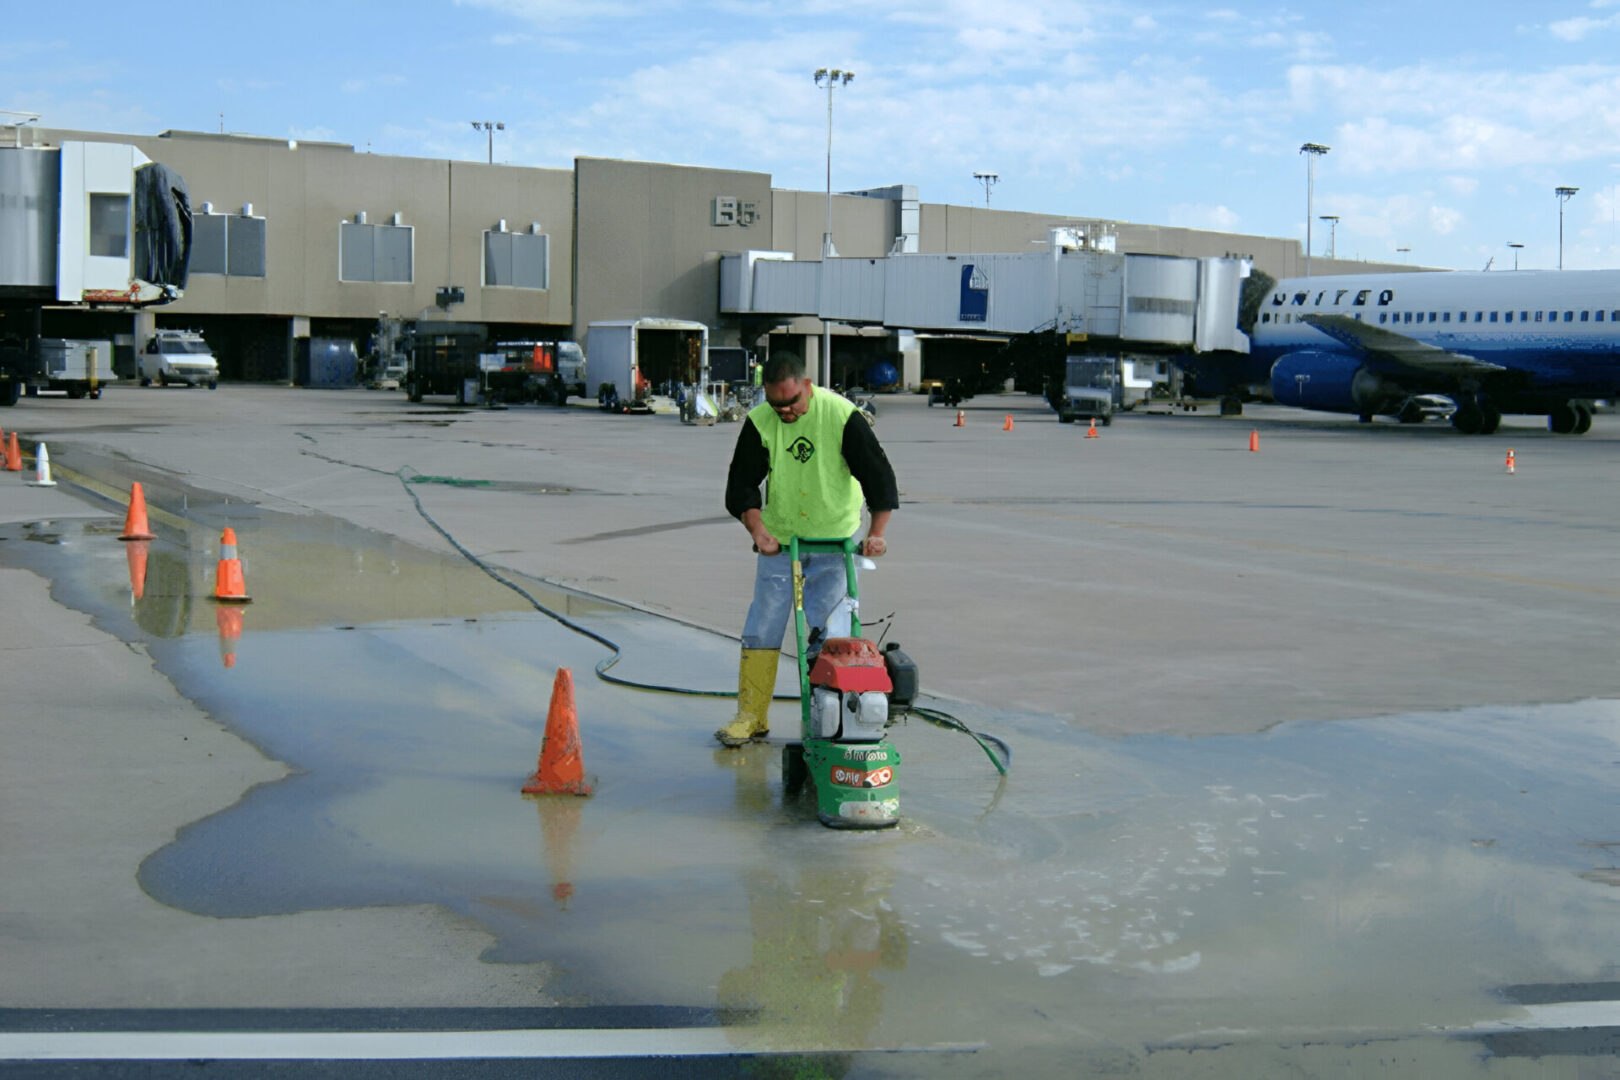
[8,385,1619,736]
[3,386,1618,1075]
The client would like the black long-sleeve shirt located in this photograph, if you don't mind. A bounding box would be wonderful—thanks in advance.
[725,412,899,522]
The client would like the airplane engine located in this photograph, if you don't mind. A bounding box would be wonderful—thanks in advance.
[1270,351,1404,415]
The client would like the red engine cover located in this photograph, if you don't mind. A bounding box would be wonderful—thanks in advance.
[808,637,893,693]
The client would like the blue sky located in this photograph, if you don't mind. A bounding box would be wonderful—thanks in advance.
[9,1,1620,271]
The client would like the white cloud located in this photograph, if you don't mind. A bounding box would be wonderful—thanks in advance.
[1428,205,1462,234]
[1167,203,1240,230]
[1445,176,1479,196]
[1550,13,1620,39]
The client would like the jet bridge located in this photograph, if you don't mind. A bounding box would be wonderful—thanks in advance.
[720,230,1251,355]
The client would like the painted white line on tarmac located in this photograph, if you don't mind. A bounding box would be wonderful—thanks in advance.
[1453,1001,1620,1033]
[0,1028,746,1061]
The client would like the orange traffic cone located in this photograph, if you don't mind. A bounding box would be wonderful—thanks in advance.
[523,667,593,796]
[954,410,965,427]
[3,432,20,472]
[1084,418,1099,438]
[1003,414,1014,431]
[119,482,156,541]
[212,527,251,603]
[125,539,150,601]
[1249,430,1259,452]
[216,605,244,669]
[1505,448,1516,474]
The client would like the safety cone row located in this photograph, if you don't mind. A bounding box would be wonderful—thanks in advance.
[26,442,56,487]
[523,667,593,796]
[1506,448,1516,474]
[212,527,252,603]
[1084,418,1099,438]
[119,482,157,541]
[1249,430,1259,452]
[3,432,20,472]
[1003,414,1014,431]
[954,410,965,427]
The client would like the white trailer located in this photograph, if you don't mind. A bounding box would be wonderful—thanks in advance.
[33,339,115,398]
[587,318,709,413]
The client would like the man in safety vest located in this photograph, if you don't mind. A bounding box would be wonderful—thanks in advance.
[718,352,899,747]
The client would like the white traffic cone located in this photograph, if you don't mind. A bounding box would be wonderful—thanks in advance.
[27,442,57,487]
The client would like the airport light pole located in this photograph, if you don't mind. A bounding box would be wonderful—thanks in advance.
[1318,215,1339,260]
[973,171,999,208]
[814,68,853,387]
[1508,242,1523,270]
[1556,186,1578,269]
[1300,143,1330,276]
[471,121,504,164]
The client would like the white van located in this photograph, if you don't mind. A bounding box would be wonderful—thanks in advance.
[141,330,219,388]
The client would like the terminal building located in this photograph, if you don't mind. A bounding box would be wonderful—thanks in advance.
[5,123,1405,388]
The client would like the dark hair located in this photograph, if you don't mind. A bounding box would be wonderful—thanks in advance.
[762,351,806,384]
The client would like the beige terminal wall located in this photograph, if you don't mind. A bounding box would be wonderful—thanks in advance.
[571,157,773,343]
[40,128,575,327]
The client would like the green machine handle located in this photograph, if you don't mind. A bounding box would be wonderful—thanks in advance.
[789,536,862,734]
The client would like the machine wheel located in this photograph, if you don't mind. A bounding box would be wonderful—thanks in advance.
[1575,405,1594,434]
[66,388,85,400]
[24,384,38,397]
[208,379,218,390]
[1548,403,1580,434]
[1101,414,1112,426]
[406,381,423,403]
[1058,412,1073,423]
[0,380,19,406]
[782,744,808,795]
[140,376,152,387]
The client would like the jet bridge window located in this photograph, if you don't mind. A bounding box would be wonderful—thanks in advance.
[88,193,130,258]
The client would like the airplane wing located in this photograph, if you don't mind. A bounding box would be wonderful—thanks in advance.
[1300,314,1506,375]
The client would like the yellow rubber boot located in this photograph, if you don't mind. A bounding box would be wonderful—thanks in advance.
[714,648,779,747]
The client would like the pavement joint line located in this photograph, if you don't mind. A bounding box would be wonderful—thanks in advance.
[0,1030,980,1061]
[29,462,192,533]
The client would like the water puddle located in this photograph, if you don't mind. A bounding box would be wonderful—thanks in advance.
[4,509,1618,1072]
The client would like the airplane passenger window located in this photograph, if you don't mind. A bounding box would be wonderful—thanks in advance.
[1506,312,1514,323]
[1612,310,1619,320]
[1598,311,1606,322]
[1429,313,1437,322]
[1490,312,1499,322]
[1262,313,1270,323]
[1474,312,1483,322]
[1443,313,1451,322]
[1521,312,1528,322]
[1404,312,1413,323]
[1581,311,1590,321]
[1565,311,1574,322]
[1379,313,1388,324]
[1535,311,1543,322]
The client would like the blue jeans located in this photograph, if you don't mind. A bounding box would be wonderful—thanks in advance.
[741,552,856,652]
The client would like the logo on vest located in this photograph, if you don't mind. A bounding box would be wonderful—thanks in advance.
[787,436,815,463]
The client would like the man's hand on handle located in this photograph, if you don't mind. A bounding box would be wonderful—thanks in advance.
[861,536,887,558]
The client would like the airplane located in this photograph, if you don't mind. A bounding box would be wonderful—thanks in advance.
[1246,269,1620,434]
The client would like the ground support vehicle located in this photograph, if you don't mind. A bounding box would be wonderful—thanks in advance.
[1051,356,1118,425]
[35,339,115,397]
[780,538,914,830]
[588,318,707,415]
[404,323,487,404]
[141,330,218,388]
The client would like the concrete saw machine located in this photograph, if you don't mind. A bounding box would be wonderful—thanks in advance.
[781,538,917,830]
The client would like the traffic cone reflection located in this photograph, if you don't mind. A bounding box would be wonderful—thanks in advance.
[125,540,150,601]
[1249,430,1260,452]
[535,798,583,909]
[212,527,251,603]
[522,667,593,796]
[119,482,156,541]
[27,442,56,487]
[216,605,244,669]
[3,432,20,471]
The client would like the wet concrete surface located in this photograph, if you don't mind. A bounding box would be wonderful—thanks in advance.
[4,502,1619,1075]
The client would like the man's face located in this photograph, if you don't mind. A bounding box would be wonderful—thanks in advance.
[764,377,811,423]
